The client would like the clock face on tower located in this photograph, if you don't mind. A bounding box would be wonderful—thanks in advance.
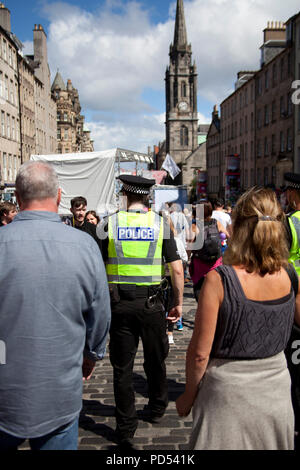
[178,101,188,112]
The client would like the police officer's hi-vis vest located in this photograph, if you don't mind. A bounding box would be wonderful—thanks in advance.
[288,211,300,276]
[106,210,164,286]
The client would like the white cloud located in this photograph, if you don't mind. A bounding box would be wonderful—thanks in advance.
[45,1,172,112]
[185,0,300,104]
[86,113,165,152]
[198,112,211,124]
[41,0,300,151]
[22,40,33,56]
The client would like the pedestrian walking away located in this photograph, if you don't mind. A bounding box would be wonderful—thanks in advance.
[176,186,299,450]
[99,174,184,450]
[0,161,111,451]
[189,202,224,302]
[211,198,232,239]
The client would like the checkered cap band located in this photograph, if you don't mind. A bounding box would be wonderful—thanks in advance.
[288,182,300,189]
[122,183,150,195]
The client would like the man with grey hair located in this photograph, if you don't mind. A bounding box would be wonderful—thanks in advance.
[0,161,111,450]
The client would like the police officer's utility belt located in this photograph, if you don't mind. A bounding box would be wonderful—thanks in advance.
[109,278,169,303]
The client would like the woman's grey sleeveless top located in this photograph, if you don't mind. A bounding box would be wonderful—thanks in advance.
[211,265,295,359]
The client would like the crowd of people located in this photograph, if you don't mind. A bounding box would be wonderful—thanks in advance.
[0,161,300,451]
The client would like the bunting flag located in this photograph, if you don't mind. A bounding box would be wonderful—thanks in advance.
[161,154,181,180]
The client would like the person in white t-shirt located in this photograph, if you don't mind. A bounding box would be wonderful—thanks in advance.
[211,199,232,237]
[211,199,232,255]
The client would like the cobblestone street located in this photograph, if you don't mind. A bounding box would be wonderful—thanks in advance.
[77,283,197,451]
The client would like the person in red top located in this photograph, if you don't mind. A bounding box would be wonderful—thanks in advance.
[189,202,227,301]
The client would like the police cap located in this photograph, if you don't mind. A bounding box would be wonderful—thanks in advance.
[283,172,300,190]
[118,174,156,195]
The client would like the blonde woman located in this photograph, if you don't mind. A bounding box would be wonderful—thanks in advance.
[176,187,300,450]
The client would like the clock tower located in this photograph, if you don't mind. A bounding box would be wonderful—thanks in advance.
[165,0,198,172]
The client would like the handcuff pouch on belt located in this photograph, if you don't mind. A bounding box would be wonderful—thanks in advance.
[146,278,169,309]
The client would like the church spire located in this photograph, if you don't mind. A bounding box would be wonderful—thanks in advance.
[173,0,188,49]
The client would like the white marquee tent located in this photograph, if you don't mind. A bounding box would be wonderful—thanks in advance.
[31,149,116,215]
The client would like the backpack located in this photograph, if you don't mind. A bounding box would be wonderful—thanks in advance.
[193,219,222,263]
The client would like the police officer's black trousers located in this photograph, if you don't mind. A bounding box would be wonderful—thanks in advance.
[109,294,169,439]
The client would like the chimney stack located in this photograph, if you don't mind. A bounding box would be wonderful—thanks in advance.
[263,20,286,43]
[0,3,11,32]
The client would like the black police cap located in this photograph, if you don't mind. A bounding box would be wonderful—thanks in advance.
[284,172,300,190]
[118,174,156,195]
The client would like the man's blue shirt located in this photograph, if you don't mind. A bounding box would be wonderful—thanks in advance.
[0,211,111,438]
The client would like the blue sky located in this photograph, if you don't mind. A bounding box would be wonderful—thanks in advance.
[10,1,172,40]
[5,0,300,153]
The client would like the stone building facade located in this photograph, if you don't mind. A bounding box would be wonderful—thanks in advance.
[218,71,256,199]
[0,4,58,197]
[29,24,57,156]
[206,106,221,199]
[0,2,94,199]
[207,18,299,199]
[52,73,94,154]
[165,0,198,182]
[19,55,35,165]
[287,13,300,173]
[81,126,94,152]
[0,4,21,195]
[255,44,293,188]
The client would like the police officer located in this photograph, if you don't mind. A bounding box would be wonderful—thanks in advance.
[284,173,300,274]
[283,172,300,449]
[99,174,184,449]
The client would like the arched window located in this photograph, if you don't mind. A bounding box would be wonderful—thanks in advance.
[180,126,188,146]
[181,81,187,98]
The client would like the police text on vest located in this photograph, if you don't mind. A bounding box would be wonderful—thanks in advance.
[118,227,154,241]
